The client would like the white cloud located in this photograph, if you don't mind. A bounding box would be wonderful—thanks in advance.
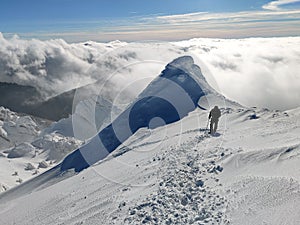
[0,33,299,110]
[174,37,300,110]
[108,9,300,41]
[0,33,94,97]
[4,7,300,42]
[263,0,300,11]
[0,33,182,99]
[156,9,300,25]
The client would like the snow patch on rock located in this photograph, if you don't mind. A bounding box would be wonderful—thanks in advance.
[32,133,82,161]
[7,142,36,158]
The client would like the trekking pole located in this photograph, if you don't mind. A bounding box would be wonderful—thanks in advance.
[205,117,210,134]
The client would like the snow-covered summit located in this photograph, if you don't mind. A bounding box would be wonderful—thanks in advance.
[167,55,207,84]
[59,56,215,172]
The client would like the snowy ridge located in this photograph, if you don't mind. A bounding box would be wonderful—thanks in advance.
[0,104,299,224]
[0,55,220,198]
[59,56,212,172]
[0,53,300,224]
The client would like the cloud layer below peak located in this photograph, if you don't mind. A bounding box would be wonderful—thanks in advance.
[0,34,299,111]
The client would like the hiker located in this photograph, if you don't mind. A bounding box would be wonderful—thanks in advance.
[209,106,221,134]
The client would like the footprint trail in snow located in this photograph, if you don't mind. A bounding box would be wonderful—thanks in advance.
[111,134,230,224]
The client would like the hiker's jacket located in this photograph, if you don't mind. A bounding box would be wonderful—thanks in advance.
[209,107,221,121]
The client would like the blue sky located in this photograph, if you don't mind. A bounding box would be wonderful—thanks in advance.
[1,0,300,42]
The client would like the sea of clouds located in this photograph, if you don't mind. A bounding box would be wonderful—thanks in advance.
[0,33,130,98]
[174,37,300,110]
[0,33,299,110]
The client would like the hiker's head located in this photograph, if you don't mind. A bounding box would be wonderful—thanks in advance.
[214,106,218,109]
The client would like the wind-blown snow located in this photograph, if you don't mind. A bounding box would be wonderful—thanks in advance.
[0,103,299,224]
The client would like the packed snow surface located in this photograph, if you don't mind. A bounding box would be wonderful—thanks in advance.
[0,104,299,224]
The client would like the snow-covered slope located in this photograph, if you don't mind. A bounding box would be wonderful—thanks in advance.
[1,55,299,224]
[0,54,221,194]
[0,106,82,192]
[59,55,216,172]
[43,95,122,141]
[0,104,299,224]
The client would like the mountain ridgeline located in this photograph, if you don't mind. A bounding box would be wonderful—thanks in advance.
[60,56,213,172]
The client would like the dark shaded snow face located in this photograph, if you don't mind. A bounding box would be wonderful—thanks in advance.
[60,56,209,172]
